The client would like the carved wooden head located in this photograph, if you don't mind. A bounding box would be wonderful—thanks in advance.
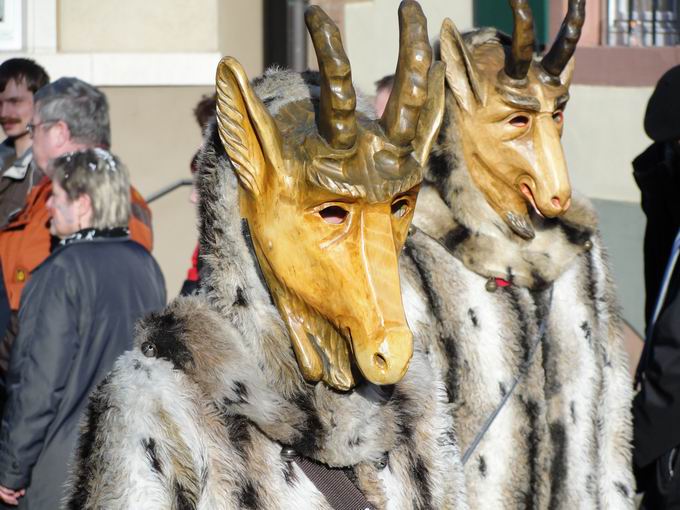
[441,0,585,239]
[216,1,444,390]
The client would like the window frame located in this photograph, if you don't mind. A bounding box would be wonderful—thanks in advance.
[550,0,680,86]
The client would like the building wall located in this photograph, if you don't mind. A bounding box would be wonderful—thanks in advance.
[562,84,653,334]
[103,86,213,297]
[59,0,219,53]
[343,0,474,94]
[218,0,264,77]
[563,85,652,203]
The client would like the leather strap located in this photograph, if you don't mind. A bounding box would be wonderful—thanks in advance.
[462,287,554,465]
[282,448,375,510]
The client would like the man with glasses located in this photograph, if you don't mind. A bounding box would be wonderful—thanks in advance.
[0,77,154,413]
[0,59,49,229]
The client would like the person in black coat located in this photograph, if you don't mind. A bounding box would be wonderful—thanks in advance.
[633,64,680,508]
[0,149,166,508]
[635,262,680,508]
[633,64,680,329]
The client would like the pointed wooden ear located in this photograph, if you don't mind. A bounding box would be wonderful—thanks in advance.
[440,18,485,112]
[215,57,284,196]
[412,61,445,167]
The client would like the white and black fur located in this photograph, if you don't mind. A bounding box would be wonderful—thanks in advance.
[399,34,635,507]
[63,69,468,510]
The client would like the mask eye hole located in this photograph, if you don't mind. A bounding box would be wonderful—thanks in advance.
[552,111,564,124]
[391,198,410,219]
[319,205,349,224]
[509,115,530,128]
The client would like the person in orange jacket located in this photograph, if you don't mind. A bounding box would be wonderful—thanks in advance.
[0,77,154,406]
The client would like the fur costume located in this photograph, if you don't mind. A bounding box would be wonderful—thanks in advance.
[64,69,467,510]
[398,61,635,507]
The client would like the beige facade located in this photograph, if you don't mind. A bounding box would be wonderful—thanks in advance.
[58,0,264,78]
[59,0,220,53]
[343,0,473,93]
[104,86,213,296]
[564,84,653,203]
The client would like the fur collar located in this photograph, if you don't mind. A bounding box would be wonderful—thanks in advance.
[414,95,599,290]
[137,296,455,470]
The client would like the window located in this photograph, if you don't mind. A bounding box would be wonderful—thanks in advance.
[607,0,680,46]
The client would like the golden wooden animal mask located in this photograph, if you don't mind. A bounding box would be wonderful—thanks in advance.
[441,0,585,239]
[216,1,445,390]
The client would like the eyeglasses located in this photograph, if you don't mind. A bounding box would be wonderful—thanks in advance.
[26,120,55,136]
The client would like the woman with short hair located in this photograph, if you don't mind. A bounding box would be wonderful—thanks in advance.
[0,148,166,508]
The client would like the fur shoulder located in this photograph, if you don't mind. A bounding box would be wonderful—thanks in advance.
[65,297,246,509]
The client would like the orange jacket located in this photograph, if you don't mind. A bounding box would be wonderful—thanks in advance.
[0,177,153,310]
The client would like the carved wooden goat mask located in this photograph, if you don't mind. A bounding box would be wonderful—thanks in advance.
[215,1,444,390]
[441,0,585,239]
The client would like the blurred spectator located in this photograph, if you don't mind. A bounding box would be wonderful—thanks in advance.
[0,59,49,229]
[0,268,8,347]
[193,92,217,134]
[632,64,680,509]
[0,149,165,508]
[374,74,393,117]
[0,78,154,407]
[179,93,215,296]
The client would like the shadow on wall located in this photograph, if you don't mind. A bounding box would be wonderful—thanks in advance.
[592,198,645,336]
[592,198,645,375]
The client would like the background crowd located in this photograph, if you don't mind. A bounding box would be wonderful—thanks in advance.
[0,47,676,510]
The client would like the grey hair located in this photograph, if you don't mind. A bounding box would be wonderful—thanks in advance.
[51,148,130,229]
[34,77,110,148]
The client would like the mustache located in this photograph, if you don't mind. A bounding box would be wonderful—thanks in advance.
[0,117,22,124]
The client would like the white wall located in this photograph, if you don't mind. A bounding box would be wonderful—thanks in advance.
[59,0,219,53]
[343,0,473,94]
[562,84,653,203]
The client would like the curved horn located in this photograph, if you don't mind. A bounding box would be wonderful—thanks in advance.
[542,0,586,77]
[380,0,432,147]
[305,6,357,150]
[504,0,535,81]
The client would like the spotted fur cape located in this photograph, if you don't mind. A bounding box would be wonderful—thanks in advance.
[398,81,635,508]
[63,70,467,510]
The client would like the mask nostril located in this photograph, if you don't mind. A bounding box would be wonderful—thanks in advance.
[551,196,561,209]
[373,353,387,370]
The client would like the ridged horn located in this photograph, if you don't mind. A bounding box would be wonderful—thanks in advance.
[542,0,586,77]
[305,6,357,150]
[504,0,535,81]
[380,0,432,147]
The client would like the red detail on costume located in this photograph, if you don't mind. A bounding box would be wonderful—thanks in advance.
[186,244,200,281]
[495,277,511,287]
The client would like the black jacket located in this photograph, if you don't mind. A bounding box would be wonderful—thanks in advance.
[633,141,680,328]
[634,261,680,469]
[0,234,166,509]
